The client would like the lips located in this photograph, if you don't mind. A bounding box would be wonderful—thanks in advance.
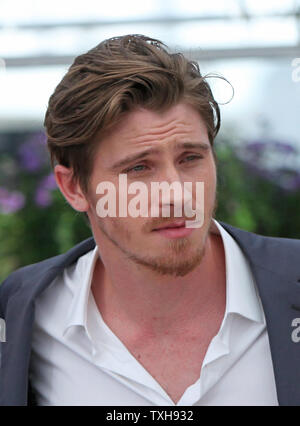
[153,220,186,231]
[152,220,195,239]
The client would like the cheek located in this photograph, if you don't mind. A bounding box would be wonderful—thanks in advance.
[107,216,144,242]
[193,163,216,196]
[205,171,217,207]
[204,160,217,191]
[190,167,216,218]
[207,167,217,194]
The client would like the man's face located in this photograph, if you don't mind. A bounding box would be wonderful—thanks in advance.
[86,103,217,277]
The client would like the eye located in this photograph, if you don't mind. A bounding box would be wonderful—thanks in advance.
[181,154,203,163]
[125,164,148,174]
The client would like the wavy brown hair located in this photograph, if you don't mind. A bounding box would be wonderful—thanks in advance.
[44,34,221,195]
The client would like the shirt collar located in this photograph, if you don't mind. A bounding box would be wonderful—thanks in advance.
[211,219,264,324]
[63,218,264,340]
[62,244,99,341]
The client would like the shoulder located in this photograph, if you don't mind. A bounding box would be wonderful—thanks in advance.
[219,221,300,277]
[0,237,95,316]
[220,220,300,250]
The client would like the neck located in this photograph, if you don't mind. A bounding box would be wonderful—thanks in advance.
[91,231,226,339]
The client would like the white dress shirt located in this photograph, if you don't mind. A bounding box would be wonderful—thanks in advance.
[29,219,279,405]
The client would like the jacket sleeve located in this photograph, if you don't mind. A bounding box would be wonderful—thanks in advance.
[0,271,23,368]
[0,279,4,369]
[0,270,23,318]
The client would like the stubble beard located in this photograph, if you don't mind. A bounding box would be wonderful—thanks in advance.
[128,236,207,277]
[94,194,218,278]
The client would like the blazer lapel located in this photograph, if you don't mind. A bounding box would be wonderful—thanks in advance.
[1,267,64,405]
[220,221,300,406]
[0,237,96,406]
[2,224,300,405]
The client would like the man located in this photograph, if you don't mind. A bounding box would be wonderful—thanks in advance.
[1,34,300,406]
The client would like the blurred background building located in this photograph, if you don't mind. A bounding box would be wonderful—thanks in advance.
[0,0,300,280]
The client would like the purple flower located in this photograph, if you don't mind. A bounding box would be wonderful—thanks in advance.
[240,139,300,191]
[275,169,300,192]
[40,173,57,190]
[18,131,48,172]
[0,187,25,214]
[34,187,52,207]
[34,173,57,208]
[244,140,298,161]
[272,141,297,154]
[245,141,266,153]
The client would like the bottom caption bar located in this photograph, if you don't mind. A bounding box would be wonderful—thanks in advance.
[103,408,196,423]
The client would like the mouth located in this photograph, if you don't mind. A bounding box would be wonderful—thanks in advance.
[152,220,186,231]
[152,220,195,239]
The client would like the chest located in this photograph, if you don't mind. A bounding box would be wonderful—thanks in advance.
[124,327,220,404]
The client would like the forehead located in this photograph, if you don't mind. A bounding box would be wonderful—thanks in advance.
[94,103,209,165]
[115,103,206,139]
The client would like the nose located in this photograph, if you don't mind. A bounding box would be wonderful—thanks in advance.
[152,163,185,218]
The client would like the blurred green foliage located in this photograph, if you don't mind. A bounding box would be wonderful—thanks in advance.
[1,131,300,283]
[0,191,91,282]
[214,137,300,238]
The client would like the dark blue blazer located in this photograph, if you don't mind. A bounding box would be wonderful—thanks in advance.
[1,221,300,406]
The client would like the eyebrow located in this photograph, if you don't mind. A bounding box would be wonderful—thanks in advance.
[110,142,210,171]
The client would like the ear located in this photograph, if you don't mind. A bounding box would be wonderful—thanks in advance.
[54,164,89,212]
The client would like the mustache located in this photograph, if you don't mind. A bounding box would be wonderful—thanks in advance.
[146,196,218,232]
[146,216,198,232]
